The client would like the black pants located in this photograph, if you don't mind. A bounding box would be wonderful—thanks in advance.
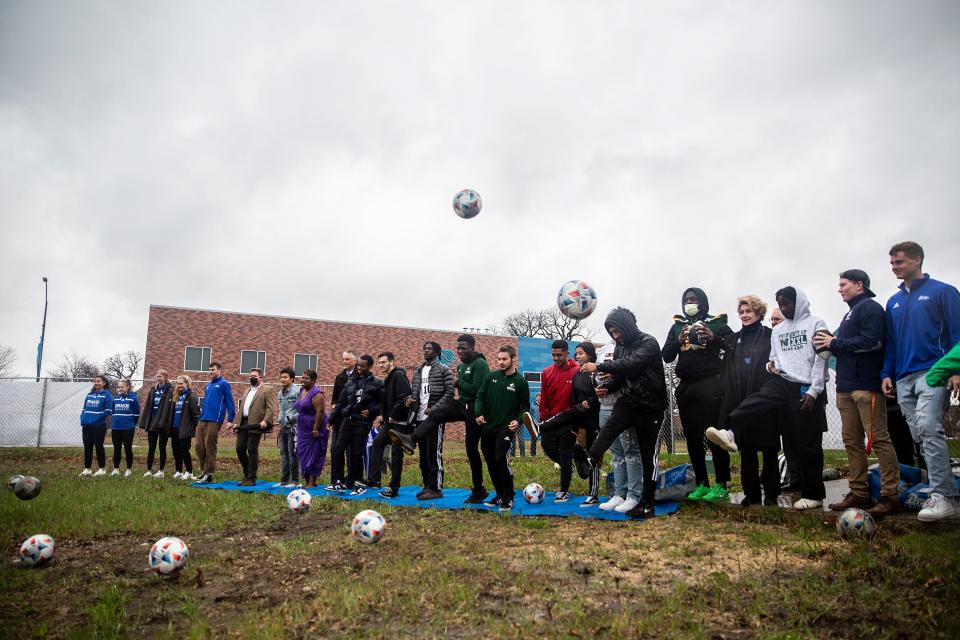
[541,408,600,494]
[416,420,445,491]
[588,400,661,505]
[236,428,263,480]
[887,405,924,469]
[146,430,169,471]
[481,425,515,502]
[171,436,193,473]
[415,400,484,491]
[740,447,780,504]
[111,429,134,469]
[83,425,106,469]
[367,426,393,487]
[675,376,730,486]
[329,420,350,480]
[385,422,414,490]
[729,377,826,500]
[332,419,371,486]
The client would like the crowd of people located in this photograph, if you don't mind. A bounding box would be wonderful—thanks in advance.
[78,241,960,521]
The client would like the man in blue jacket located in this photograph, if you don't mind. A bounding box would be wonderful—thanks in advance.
[880,241,960,522]
[196,362,236,484]
[814,269,900,515]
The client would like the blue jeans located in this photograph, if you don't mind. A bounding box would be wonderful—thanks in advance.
[896,370,957,497]
[602,405,643,501]
[279,429,299,484]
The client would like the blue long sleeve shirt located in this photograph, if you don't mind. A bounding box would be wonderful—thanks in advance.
[111,393,140,430]
[80,390,114,427]
[882,274,960,381]
[199,376,236,423]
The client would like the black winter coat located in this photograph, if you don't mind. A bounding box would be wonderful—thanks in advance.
[171,390,201,439]
[381,367,413,424]
[569,370,600,429]
[596,308,668,414]
[138,384,173,433]
[718,323,781,449]
[331,373,384,426]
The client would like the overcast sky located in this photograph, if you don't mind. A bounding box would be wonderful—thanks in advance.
[1,1,958,377]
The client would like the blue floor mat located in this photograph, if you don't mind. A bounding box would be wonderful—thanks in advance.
[192,481,679,520]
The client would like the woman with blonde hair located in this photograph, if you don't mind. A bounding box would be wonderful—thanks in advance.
[169,375,201,480]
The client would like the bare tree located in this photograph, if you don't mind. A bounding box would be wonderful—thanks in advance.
[0,345,16,378]
[491,307,597,341]
[102,351,144,381]
[49,352,101,381]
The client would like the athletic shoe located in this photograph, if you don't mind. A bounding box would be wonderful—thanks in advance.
[379,487,399,498]
[271,482,283,488]
[79,468,92,477]
[793,498,822,510]
[123,469,132,478]
[464,487,489,504]
[918,493,957,523]
[174,472,184,479]
[625,501,655,519]
[325,482,347,492]
[144,471,153,478]
[615,497,640,513]
[483,496,503,508]
[580,495,600,508]
[154,471,164,478]
[349,486,367,496]
[705,427,738,453]
[93,468,106,477]
[200,474,214,484]
[110,469,120,477]
[686,483,710,501]
[599,496,624,511]
[282,483,298,488]
[415,488,429,499]
[701,485,730,504]
[389,429,416,455]
[183,473,198,481]
[419,488,443,500]
[521,412,540,440]
[828,492,872,511]
[554,491,572,503]
[499,500,514,512]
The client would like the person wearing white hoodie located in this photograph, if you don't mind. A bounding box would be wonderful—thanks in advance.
[707,287,829,510]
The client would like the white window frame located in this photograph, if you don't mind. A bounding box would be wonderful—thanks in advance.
[240,350,267,375]
[293,353,318,377]
[183,346,212,372]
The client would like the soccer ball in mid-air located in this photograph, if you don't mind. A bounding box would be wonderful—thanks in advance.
[351,509,386,545]
[286,489,312,513]
[7,475,24,492]
[19,534,55,567]
[523,483,545,504]
[452,189,482,219]
[149,537,189,575]
[557,280,598,320]
[14,476,41,500]
[837,508,877,540]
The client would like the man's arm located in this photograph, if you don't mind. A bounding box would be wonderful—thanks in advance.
[439,365,455,405]
[263,386,278,426]
[661,324,681,363]
[832,304,884,354]
[457,358,489,398]
[224,382,236,423]
[474,375,489,424]
[926,341,960,387]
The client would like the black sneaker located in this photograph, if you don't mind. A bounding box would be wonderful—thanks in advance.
[499,500,514,512]
[389,430,416,455]
[379,487,398,498]
[521,412,540,439]
[572,446,593,480]
[580,495,600,508]
[325,482,347,492]
[464,486,489,504]
[483,496,503,508]
[554,491,571,503]
[419,488,443,500]
[349,486,367,496]
[200,474,214,484]
[625,501,654,519]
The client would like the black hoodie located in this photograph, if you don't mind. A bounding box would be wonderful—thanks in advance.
[596,308,668,413]
[381,366,413,424]
[662,287,733,382]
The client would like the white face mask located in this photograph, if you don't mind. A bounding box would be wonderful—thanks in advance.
[684,303,700,317]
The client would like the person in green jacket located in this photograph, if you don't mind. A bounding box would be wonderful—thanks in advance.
[926,342,960,393]
[475,344,529,511]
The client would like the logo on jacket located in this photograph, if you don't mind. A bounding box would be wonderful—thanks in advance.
[893,302,900,309]
[506,383,516,392]
[918,295,930,301]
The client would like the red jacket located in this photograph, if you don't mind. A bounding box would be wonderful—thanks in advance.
[538,360,579,420]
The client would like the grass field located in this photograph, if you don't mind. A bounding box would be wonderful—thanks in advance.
[1,443,959,639]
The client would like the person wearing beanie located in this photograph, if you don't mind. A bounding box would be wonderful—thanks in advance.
[661,287,734,503]
[577,307,668,519]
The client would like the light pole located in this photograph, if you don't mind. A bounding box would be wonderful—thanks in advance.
[36,277,48,381]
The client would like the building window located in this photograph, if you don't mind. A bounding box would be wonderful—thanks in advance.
[293,353,318,377]
[240,350,266,374]
[184,346,212,372]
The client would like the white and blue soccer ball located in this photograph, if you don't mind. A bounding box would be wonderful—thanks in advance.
[523,482,545,504]
[14,476,41,501]
[149,536,189,575]
[557,280,598,320]
[837,508,877,540]
[351,509,386,544]
[286,489,312,514]
[19,534,55,567]
[452,189,482,219]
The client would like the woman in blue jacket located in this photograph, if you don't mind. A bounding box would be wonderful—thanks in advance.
[109,379,140,477]
[80,375,113,477]
[170,375,201,480]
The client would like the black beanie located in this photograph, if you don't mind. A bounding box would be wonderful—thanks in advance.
[576,341,597,363]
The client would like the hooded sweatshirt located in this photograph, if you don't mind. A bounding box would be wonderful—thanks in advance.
[662,287,733,382]
[596,307,668,413]
[539,358,579,420]
[770,288,829,398]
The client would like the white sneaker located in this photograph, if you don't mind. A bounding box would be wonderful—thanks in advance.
[183,473,198,481]
[615,497,640,513]
[144,471,153,478]
[154,471,164,478]
[705,427,738,453]
[918,492,958,522]
[109,469,120,477]
[93,468,106,477]
[80,468,92,477]
[124,469,132,478]
[173,471,183,479]
[599,496,625,511]
[793,498,822,510]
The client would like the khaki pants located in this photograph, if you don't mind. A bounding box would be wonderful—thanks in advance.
[836,390,899,498]
[194,421,221,476]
